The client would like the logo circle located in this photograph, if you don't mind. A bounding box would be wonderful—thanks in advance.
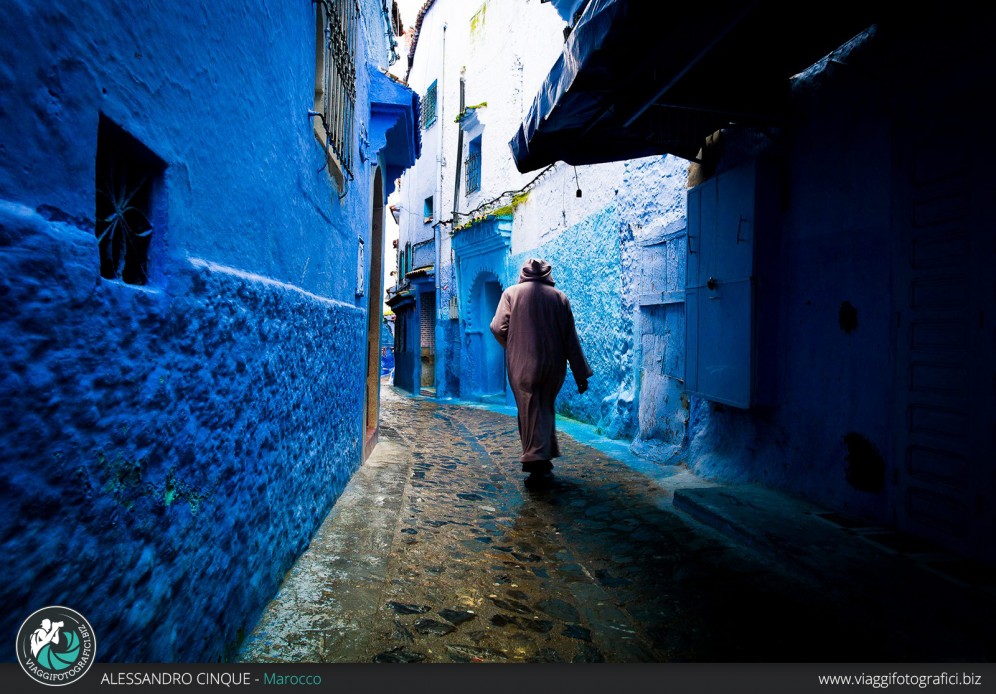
[16,606,97,686]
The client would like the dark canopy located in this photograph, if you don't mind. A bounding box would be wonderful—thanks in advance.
[510,0,879,172]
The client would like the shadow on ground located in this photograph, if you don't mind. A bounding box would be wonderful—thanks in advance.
[239,386,995,663]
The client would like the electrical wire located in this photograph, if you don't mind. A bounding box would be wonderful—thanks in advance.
[441,163,557,231]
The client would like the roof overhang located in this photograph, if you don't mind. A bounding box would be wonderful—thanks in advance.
[511,0,880,172]
[386,288,415,309]
[405,264,434,280]
[368,65,422,193]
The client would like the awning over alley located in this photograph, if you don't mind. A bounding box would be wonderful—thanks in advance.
[510,0,879,171]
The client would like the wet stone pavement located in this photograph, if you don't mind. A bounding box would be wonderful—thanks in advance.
[238,386,916,664]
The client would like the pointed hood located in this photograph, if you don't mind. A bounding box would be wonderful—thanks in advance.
[518,258,555,285]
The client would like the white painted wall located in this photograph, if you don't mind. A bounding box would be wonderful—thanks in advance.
[398,0,565,260]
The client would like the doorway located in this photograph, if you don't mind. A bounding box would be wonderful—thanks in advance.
[467,272,505,401]
[363,171,385,459]
[419,292,436,395]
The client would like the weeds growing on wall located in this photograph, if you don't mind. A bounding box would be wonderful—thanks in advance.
[96,171,153,284]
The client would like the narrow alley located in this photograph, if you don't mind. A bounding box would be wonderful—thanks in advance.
[4,2,996,686]
[238,385,996,664]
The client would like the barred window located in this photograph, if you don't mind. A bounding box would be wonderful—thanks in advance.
[421,80,437,129]
[314,0,359,187]
[95,115,166,286]
[465,135,482,194]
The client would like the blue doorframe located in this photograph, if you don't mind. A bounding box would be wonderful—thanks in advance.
[451,216,513,403]
[466,271,505,400]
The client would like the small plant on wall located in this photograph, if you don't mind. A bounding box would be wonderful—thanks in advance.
[96,170,152,284]
[95,115,165,285]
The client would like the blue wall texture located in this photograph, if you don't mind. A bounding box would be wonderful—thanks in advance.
[508,206,630,431]
[630,223,688,462]
[0,0,412,660]
[0,203,363,660]
[500,158,689,447]
[443,154,690,447]
[685,39,894,522]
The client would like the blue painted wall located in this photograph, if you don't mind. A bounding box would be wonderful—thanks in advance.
[494,155,689,447]
[434,258,462,401]
[686,85,895,521]
[630,223,689,462]
[0,0,410,661]
[684,29,912,523]
[508,205,631,431]
[0,1,388,302]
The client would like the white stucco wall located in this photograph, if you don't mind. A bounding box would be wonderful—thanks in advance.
[398,0,565,257]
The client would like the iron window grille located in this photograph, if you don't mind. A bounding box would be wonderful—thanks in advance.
[315,0,359,180]
[95,115,166,286]
[421,80,437,129]
[465,135,482,194]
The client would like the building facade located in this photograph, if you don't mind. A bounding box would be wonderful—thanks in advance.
[391,0,691,452]
[0,0,418,660]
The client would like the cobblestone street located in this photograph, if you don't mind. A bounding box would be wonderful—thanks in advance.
[237,386,980,664]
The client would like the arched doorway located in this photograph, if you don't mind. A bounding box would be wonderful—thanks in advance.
[467,271,505,401]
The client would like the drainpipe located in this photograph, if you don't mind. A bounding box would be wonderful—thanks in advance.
[434,22,447,393]
[450,69,466,359]
[452,69,465,228]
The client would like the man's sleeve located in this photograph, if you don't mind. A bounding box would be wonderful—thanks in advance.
[490,291,511,348]
[564,298,593,383]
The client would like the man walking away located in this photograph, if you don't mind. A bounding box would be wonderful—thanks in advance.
[490,258,592,483]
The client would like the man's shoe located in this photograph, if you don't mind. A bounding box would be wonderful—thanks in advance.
[522,459,550,473]
[524,472,554,489]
